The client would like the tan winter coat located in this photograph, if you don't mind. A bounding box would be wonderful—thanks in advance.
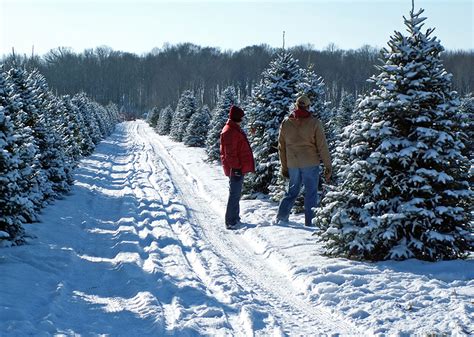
[278,110,332,177]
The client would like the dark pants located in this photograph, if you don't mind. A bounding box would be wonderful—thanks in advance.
[225,175,244,227]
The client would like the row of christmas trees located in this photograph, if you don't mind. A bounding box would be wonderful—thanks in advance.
[148,7,472,261]
[0,66,121,246]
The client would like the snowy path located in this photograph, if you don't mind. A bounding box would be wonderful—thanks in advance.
[1,121,473,336]
[133,121,358,335]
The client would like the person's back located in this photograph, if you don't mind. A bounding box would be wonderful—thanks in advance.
[220,106,255,230]
[278,102,331,178]
[275,94,331,227]
[279,110,329,172]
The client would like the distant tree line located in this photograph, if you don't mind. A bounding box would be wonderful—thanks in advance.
[1,43,472,118]
[0,66,121,246]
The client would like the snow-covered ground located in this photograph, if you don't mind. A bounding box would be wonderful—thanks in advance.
[1,120,472,336]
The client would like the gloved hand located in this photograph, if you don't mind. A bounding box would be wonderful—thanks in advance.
[231,168,242,177]
[324,167,332,182]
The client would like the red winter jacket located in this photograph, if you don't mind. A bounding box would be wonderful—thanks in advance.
[220,120,255,176]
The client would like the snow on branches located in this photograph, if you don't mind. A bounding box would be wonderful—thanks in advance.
[0,65,121,246]
[313,7,473,261]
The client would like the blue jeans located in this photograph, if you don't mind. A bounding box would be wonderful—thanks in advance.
[225,175,244,227]
[276,166,320,226]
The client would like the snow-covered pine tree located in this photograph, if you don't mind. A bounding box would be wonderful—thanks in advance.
[458,94,473,177]
[314,7,473,261]
[297,66,327,119]
[247,51,302,195]
[333,91,356,136]
[205,86,237,161]
[27,69,70,199]
[90,101,109,137]
[105,102,120,134]
[169,90,197,142]
[0,106,25,245]
[0,69,26,245]
[184,105,210,147]
[76,94,118,141]
[71,93,102,146]
[147,107,160,128]
[46,97,76,187]
[6,67,45,219]
[156,105,173,135]
[59,95,85,162]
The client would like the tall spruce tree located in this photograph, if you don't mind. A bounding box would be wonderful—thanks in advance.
[58,95,84,162]
[314,7,473,261]
[205,86,237,161]
[297,66,327,119]
[26,69,69,201]
[333,92,356,136]
[169,90,197,142]
[458,94,473,177]
[156,105,173,135]
[90,102,109,138]
[184,105,210,147]
[6,67,44,220]
[71,92,102,144]
[147,107,160,127]
[0,106,25,245]
[247,51,301,194]
[105,102,120,133]
[43,93,75,189]
[0,69,26,245]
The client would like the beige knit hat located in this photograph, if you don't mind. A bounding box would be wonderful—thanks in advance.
[296,94,311,108]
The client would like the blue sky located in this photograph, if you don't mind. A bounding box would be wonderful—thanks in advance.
[0,0,472,57]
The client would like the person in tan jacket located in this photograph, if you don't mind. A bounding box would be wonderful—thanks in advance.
[274,94,332,227]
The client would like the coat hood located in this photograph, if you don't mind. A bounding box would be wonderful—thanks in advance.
[289,108,311,119]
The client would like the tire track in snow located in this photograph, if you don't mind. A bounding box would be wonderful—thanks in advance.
[133,121,361,335]
[127,123,259,335]
[123,122,245,335]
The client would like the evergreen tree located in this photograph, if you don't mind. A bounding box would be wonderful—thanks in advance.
[147,106,160,127]
[105,102,120,134]
[184,105,211,147]
[59,95,85,162]
[297,66,327,119]
[44,96,73,182]
[169,90,197,142]
[333,92,356,136]
[205,86,237,161]
[26,69,71,201]
[6,67,44,220]
[458,94,473,177]
[0,69,26,245]
[247,51,302,195]
[0,106,25,245]
[314,7,473,261]
[156,105,173,135]
[91,102,108,138]
[72,92,101,146]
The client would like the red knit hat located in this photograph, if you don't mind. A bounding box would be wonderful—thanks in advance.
[229,106,244,122]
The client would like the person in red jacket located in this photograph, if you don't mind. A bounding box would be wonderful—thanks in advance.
[220,106,255,229]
